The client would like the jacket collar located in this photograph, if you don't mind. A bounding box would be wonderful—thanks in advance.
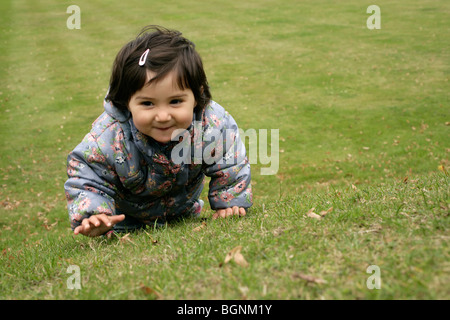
[103,99,131,123]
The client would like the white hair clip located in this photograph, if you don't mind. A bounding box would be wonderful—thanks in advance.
[138,48,150,66]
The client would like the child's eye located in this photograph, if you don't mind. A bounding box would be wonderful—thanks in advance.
[141,101,154,107]
[171,99,183,105]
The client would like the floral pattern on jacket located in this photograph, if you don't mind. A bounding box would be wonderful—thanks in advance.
[64,99,252,230]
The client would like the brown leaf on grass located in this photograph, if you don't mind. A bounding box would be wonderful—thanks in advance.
[223,245,248,267]
[319,207,333,217]
[358,224,382,234]
[234,251,249,268]
[292,272,327,284]
[306,208,322,220]
[438,165,448,176]
[140,284,163,299]
[119,233,135,245]
[272,227,285,236]
[0,198,21,210]
[239,286,249,300]
[43,221,58,231]
[143,230,158,245]
[193,221,207,232]
[224,246,240,264]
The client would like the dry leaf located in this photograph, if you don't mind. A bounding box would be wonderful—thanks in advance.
[119,233,135,245]
[319,207,333,217]
[193,221,207,232]
[352,184,358,191]
[438,165,448,176]
[239,286,249,299]
[224,246,240,264]
[143,230,158,244]
[43,221,58,231]
[223,245,249,267]
[306,208,322,220]
[140,284,163,299]
[234,251,249,268]
[292,273,327,284]
[358,224,382,234]
[272,227,285,236]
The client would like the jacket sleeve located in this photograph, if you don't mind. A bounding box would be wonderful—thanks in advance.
[64,133,120,230]
[202,103,253,210]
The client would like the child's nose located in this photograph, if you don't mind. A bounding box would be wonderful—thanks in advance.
[155,110,172,122]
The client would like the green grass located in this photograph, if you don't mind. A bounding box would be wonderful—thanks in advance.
[0,0,449,299]
[1,174,448,299]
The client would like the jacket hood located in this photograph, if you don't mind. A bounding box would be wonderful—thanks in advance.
[103,98,131,123]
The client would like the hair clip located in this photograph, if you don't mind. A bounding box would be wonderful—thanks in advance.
[138,48,150,66]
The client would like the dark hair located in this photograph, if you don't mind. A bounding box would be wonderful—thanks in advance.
[106,25,211,112]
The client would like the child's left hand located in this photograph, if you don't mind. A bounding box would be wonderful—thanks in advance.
[212,206,246,219]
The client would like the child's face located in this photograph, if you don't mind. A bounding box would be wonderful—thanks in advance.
[128,70,196,143]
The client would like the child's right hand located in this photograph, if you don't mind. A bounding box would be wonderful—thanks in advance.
[73,214,125,237]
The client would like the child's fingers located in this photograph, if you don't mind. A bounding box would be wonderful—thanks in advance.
[73,214,125,237]
[73,218,92,236]
[220,209,228,218]
[90,214,112,227]
[212,207,246,219]
[81,217,92,231]
[108,214,126,225]
[224,208,232,217]
[75,216,102,236]
[212,209,224,219]
[73,225,83,235]
[233,206,246,216]
[89,215,102,227]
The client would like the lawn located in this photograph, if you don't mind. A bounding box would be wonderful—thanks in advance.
[0,0,449,300]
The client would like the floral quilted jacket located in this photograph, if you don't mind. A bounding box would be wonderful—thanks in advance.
[64,99,252,231]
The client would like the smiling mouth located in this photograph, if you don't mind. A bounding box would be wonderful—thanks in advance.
[156,126,173,131]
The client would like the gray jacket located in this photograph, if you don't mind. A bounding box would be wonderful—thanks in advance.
[64,99,252,231]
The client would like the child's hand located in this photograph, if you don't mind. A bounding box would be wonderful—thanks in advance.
[73,214,125,237]
[212,206,246,219]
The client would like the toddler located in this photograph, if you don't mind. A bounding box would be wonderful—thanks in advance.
[64,26,252,237]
